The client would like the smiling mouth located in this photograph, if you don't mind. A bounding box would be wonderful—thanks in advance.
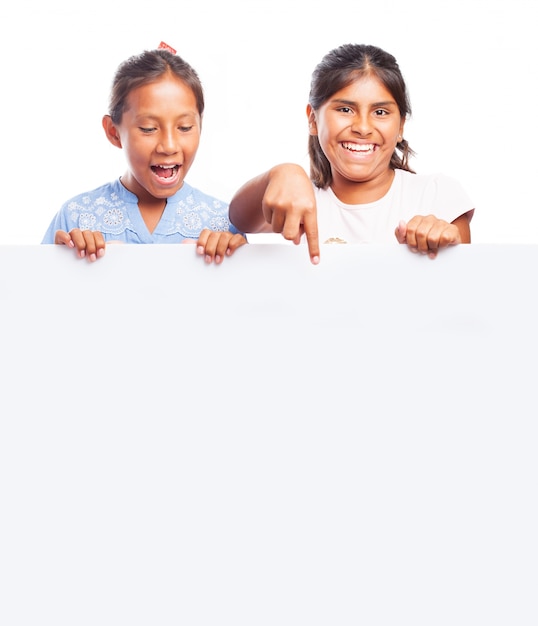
[342,142,376,153]
[151,164,180,179]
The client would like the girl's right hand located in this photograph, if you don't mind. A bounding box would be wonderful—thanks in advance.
[54,229,106,262]
[263,164,320,264]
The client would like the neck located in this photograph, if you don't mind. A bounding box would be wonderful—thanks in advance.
[138,198,167,234]
[331,169,395,205]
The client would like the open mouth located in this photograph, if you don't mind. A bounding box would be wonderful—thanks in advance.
[342,142,376,154]
[151,164,180,179]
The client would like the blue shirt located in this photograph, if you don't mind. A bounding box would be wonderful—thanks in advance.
[41,178,241,244]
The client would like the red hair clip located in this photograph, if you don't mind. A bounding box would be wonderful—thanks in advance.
[158,41,177,54]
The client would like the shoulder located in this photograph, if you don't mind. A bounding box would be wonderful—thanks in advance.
[172,182,229,211]
[60,179,128,209]
[395,169,466,192]
[175,183,228,211]
[166,182,239,235]
[395,169,475,220]
[56,179,137,235]
[312,184,333,202]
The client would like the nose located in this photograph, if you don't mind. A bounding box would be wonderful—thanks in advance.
[157,129,180,155]
[350,113,372,136]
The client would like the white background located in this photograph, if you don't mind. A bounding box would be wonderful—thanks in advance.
[0,0,536,245]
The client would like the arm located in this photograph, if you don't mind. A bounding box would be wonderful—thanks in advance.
[395,211,472,259]
[229,163,320,264]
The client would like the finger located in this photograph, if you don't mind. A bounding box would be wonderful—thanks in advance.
[394,220,407,244]
[302,213,320,265]
[292,224,305,245]
[81,230,100,262]
[214,233,247,264]
[68,229,89,258]
[423,225,460,259]
[269,206,287,235]
[214,233,233,264]
[412,216,438,254]
[93,231,106,260]
[54,230,75,248]
[201,231,219,263]
[225,234,248,256]
[280,210,304,241]
[403,216,421,249]
[196,229,210,255]
[437,225,461,248]
[269,198,305,238]
[261,198,276,227]
[225,233,248,256]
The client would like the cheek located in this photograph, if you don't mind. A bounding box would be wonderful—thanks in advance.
[122,136,146,158]
[316,125,333,148]
[184,136,201,157]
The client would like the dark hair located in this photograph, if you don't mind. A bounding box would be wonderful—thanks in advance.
[308,43,415,188]
[108,48,204,124]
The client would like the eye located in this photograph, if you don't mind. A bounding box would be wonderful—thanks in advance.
[373,109,389,116]
[337,106,353,114]
[139,127,156,134]
[179,125,194,133]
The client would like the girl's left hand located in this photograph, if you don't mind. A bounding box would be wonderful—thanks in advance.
[196,229,247,264]
[395,215,462,259]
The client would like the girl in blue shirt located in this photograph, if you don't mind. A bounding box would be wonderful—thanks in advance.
[42,46,246,264]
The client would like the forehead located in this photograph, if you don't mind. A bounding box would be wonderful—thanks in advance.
[332,73,395,103]
[124,74,199,117]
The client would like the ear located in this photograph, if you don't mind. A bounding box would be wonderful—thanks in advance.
[102,115,122,148]
[398,119,406,142]
[306,104,317,136]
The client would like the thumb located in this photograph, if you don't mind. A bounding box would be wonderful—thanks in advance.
[54,230,74,247]
[395,220,407,243]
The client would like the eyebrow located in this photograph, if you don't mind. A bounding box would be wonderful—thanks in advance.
[331,98,397,108]
[135,111,199,122]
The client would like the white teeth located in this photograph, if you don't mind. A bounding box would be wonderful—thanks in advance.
[342,142,374,152]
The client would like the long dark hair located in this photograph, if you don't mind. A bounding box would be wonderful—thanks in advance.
[308,43,415,188]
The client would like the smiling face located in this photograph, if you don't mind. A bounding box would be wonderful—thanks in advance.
[102,71,201,204]
[308,73,404,204]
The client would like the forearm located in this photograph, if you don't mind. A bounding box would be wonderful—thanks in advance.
[452,211,472,243]
[229,170,274,234]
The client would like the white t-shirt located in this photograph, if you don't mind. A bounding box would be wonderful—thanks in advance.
[313,169,474,244]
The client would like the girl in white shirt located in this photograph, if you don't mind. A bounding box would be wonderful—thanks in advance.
[226,43,474,265]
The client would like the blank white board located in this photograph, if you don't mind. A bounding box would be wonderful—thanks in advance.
[1,243,537,625]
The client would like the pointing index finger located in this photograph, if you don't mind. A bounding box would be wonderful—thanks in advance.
[303,212,320,264]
